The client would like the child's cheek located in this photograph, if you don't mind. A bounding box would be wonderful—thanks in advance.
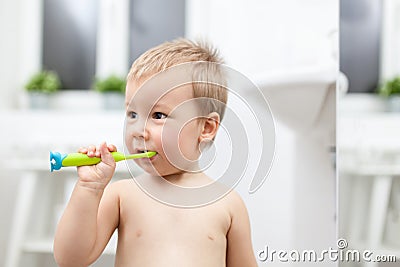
[160,122,186,167]
[178,126,197,159]
[152,128,164,154]
[124,130,135,154]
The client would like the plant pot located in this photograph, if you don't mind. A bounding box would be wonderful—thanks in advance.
[387,95,400,112]
[102,92,125,110]
[29,92,52,109]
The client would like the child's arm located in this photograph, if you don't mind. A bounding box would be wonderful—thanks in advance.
[53,142,119,267]
[226,192,258,267]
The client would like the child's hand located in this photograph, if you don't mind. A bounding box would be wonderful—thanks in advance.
[76,142,117,190]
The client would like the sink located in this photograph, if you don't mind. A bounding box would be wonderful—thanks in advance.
[249,65,337,134]
[244,65,340,252]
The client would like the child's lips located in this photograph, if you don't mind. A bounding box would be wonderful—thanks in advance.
[135,148,158,161]
[135,148,155,154]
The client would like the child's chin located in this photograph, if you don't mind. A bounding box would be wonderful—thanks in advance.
[140,165,163,177]
[142,167,181,177]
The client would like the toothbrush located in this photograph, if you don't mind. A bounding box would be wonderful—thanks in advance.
[50,151,156,172]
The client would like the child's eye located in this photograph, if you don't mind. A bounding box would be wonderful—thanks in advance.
[127,111,137,119]
[152,112,167,120]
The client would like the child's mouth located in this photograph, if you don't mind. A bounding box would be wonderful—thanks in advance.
[135,149,157,160]
[137,149,154,154]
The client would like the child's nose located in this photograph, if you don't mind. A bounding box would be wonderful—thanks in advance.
[129,121,150,140]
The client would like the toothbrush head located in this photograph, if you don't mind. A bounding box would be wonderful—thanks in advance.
[50,151,64,172]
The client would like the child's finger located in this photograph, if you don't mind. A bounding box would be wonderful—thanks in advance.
[87,145,96,157]
[107,144,117,152]
[95,144,101,157]
[78,147,88,154]
[99,142,115,166]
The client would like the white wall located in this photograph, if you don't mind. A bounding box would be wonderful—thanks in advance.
[380,0,400,80]
[0,0,21,109]
[0,0,42,110]
[96,0,129,78]
[0,1,42,265]
[186,0,338,79]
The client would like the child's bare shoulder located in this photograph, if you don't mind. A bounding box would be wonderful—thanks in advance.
[107,178,132,190]
[105,178,141,197]
[226,189,244,203]
[210,188,248,221]
[109,178,134,187]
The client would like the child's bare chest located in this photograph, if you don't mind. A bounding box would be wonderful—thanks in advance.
[122,193,230,242]
[115,192,231,266]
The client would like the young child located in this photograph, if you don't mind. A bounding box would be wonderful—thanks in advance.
[54,39,257,267]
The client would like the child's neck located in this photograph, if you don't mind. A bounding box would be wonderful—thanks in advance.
[162,171,213,187]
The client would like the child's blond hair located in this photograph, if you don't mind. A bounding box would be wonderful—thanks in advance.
[127,38,228,120]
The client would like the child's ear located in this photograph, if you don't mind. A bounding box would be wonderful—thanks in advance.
[199,112,220,143]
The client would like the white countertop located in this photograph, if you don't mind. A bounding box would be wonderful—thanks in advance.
[338,93,400,175]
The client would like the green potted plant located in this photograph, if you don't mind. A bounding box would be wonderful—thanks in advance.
[377,76,400,112]
[24,70,61,109]
[93,75,126,109]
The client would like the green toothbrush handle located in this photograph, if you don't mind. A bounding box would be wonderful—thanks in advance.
[50,151,156,171]
[62,151,127,167]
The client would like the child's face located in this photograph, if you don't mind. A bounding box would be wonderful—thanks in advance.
[124,77,204,176]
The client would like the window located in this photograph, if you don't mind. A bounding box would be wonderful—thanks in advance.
[42,0,185,90]
[340,0,382,93]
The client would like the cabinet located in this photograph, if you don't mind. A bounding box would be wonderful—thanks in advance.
[339,109,400,267]
[2,111,142,267]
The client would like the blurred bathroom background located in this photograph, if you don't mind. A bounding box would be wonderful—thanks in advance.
[339,0,400,266]
[0,0,340,266]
